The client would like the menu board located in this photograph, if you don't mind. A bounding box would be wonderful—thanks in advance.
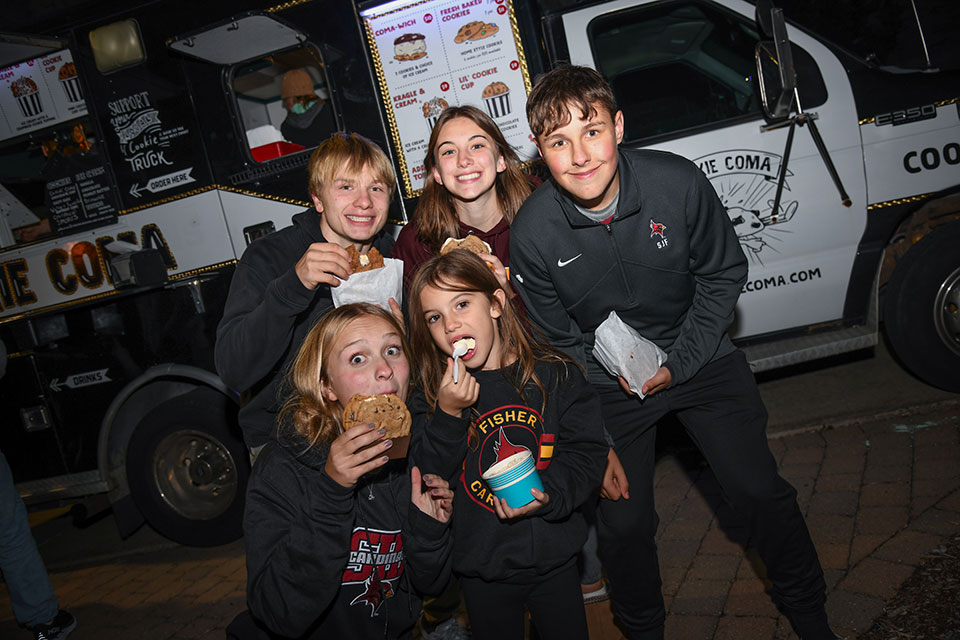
[44,152,119,234]
[0,49,88,142]
[360,0,537,198]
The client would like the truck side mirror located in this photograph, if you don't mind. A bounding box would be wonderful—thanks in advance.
[754,7,796,121]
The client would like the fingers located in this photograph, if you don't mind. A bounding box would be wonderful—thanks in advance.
[494,490,548,519]
[388,298,404,331]
[618,376,635,396]
[437,359,479,417]
[641,366,671,397]
[618,474,631,500]
[493,496,509,519]
[295,242,352,289]
[410,465,422,501]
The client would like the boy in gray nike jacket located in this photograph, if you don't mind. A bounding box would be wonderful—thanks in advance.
[509,64,835,640]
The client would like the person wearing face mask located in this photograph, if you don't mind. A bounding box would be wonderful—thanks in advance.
[279,68,338,148]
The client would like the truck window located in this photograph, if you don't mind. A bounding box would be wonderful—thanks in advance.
[587,0,823,143]
[232,45,337,162]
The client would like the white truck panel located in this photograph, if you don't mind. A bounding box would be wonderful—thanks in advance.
[561,0,868,339]
[861,104,960,204]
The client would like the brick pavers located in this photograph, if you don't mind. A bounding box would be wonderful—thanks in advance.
[1,405,958,639]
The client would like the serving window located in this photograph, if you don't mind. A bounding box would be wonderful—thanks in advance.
[232,45,338,163]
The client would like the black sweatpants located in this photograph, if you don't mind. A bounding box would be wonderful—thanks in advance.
[596,351,828,640]
[459,560,587,640]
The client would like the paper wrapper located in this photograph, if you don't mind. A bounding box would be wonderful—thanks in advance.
[330,258,403,310]
[592,311,667,399]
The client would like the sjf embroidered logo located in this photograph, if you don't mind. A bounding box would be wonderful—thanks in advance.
[342,528,404,616]
[650,219,668,249]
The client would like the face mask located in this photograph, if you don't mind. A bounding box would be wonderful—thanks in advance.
[291,100,317,115]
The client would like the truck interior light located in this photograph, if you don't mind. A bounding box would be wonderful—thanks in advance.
[89,19,145,73]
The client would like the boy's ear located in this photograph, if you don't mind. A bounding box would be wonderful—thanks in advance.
[490,288,506,319]
[614,110,625,144]
[311,193,324,214]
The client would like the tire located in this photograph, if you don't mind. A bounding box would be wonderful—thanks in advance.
[883,220,960,393]
[126,389,249,546]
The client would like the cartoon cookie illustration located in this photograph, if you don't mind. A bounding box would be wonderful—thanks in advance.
[394,33,427,61]
[454,21,485,44]
[482,81,511,118]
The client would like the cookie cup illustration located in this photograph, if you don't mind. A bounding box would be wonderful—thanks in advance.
[58,63,83,103]
[422,96,449,132]
[11,77,43,117]
[481,449,543,508]
[482,81,511,119]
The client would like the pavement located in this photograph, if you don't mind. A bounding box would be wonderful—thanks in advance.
[2,395,959,639]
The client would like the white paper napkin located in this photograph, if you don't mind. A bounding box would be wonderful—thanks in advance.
[592,311,667,399]
[330,257,403,310]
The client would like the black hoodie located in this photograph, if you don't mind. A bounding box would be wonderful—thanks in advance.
[410,359,607,583]
[215,210,395,448]
[243,427,452,639]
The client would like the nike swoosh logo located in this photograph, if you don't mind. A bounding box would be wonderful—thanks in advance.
[557,254,582,268]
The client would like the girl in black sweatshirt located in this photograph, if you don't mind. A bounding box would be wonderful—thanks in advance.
[407,251,608,640]
[236,303,453,640]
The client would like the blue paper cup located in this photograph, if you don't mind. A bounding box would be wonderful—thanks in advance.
[481,450,543,509]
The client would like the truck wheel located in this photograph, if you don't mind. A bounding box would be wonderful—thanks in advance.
[883,220,960,392]
[126,390,249,546]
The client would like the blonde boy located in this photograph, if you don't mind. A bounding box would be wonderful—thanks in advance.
[216,133,397,453]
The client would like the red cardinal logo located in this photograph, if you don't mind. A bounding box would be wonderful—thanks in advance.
[650,219,667,238]
[493,427,528,464]
[350,570,395,616]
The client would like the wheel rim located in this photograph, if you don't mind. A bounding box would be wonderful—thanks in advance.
[934,265,960,357]
[152,429,239,520]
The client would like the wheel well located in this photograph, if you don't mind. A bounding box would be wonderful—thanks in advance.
[101,370,239,503]
[879,192,960,292]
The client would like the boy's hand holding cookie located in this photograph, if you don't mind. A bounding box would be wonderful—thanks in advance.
[493,489,549,520]
[295,242,352,290]
[438,356,479,418]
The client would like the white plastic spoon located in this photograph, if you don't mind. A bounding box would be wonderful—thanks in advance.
[452,341,468,383]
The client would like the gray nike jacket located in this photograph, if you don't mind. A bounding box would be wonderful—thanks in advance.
[509,148,748,387]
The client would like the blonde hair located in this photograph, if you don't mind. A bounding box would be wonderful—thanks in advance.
[308,132,396,200]
[279,303,410,448]
[408,251,574,414]
[413,106,532,253]
[526,64,618,140]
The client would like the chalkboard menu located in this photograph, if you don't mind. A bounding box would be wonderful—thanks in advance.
[43,151,118,233]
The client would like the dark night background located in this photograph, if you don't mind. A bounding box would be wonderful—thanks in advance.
[7,0,960,72]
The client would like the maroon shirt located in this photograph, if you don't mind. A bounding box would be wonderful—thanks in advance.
[393,216,525,315]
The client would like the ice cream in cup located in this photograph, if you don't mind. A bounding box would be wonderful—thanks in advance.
[481,449,543,509]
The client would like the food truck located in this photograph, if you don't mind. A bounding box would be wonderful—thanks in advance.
[1,0,957,545]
